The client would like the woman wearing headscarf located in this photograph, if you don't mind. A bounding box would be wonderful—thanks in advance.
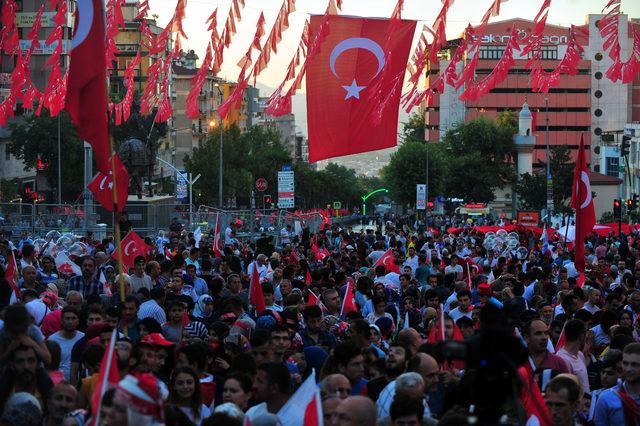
[192,295,215,327]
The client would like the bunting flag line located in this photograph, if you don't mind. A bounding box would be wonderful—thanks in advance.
[530,25,587,93]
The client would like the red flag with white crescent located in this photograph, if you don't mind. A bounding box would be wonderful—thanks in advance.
[373,249,400,274]
[65,0,110,174]
[87,154,129,212]
[112,231,153,269]
[4,253,21,299]
[570,135,595,273]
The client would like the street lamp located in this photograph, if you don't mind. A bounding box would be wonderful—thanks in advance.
[214,83,224,208]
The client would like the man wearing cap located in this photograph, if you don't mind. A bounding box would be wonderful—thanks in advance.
[135,333,174,376]
[109,373,165,425]
[477,283,503,308]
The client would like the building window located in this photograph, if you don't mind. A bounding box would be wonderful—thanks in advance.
[527,46,558,60]
[594,127,602,136]
[479,45,506,59]
[5,147,9,161]
[606,157,619,177]
[594,109,603,117]
[595,71,603,80]
[594,90,603,98]
[595,52,603,61]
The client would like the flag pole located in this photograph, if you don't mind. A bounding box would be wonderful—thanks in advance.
[107,113,127,335]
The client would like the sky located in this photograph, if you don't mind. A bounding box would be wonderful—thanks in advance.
[146,0,640,134]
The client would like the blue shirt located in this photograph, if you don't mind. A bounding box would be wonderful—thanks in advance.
[594,382,640,426]
[67,275,103,298]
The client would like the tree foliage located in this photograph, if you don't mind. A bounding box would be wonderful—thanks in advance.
[516,145,575,215]
[8,110,85,200]
[442,116,516,203]
[381,140,447,206]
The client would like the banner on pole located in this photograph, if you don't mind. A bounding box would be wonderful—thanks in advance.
[416,184,426,210]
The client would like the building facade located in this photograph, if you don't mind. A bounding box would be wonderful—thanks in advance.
[425,15,640,169]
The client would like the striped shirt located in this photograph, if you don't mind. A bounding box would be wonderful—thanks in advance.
[137,299,166,325]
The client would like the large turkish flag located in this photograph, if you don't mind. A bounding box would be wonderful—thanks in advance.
[306,15,416,162]
[65,0,110,173]
[570,135,595,272]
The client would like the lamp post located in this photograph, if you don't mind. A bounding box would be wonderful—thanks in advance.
[214,83,224,208]
[545,96,553,223]
[156,156,200,228]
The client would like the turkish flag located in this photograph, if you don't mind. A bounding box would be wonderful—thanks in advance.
[250,261,266,313]
[306,15,416,162]
[4,253,21,299]
[112,231,153,269]
[373,249,400,274]
[90,330,119,426]
[518,361,553,426]
[570,135,595,272]
[87,154,129,212]
[65,0,110,174]
[340,282,358,316]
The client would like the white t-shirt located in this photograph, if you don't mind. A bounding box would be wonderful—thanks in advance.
[48,330,85,380]
[245,402,268,422]
[449,306,473,323]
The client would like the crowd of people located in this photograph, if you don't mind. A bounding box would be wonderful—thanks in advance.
[0,215,639,425]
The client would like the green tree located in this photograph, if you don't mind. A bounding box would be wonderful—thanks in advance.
[8,110,85,200]
[516,145,574,215]
[401,112,425,142]
[442,116,515,203]
[184,125,291,206]
[381,140,447,206]
[0,179,19,202]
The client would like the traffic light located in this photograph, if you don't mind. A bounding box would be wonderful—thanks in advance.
[627,198,633,211]
[263,194,272,207]
[634,194,639,210]
[614,199,622,218]
[621,135,631,156]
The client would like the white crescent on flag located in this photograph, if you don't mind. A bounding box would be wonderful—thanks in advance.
[579,171,592,209]
[72,0,95,49]
[123,240,136,257]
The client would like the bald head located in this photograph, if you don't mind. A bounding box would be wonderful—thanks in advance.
[397,328,421,356]
[321,374,351,400]
[334,396,376,426]
[409,353,439,393]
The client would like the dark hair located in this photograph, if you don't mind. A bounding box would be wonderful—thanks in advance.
[82,343,106,370]
[333,341,361,369]
[390,397,424,422]
[138,317,162,334]
[456,289,471,299]
[44,340,61,370]
[224,372,253,393]
[61,306,80,318]
[106,306,121,319]
[256,362,291,395]
[262,282,274,295]
[3,304,30,334]
[169,366,203,419]
[545,376,581,405]
[179,342,208,372]
[302,305,322,321]
[134,256,145,265]
[150,287,165,300]
[563,319,586,341]
[456,316,474,329]
[123,295,140,307]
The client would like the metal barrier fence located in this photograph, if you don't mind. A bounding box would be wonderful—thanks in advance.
[0,202,336,243]
[0,202,192,240]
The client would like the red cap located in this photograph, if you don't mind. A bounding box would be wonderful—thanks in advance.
[478,283,492,296]
[140,333,174,347]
